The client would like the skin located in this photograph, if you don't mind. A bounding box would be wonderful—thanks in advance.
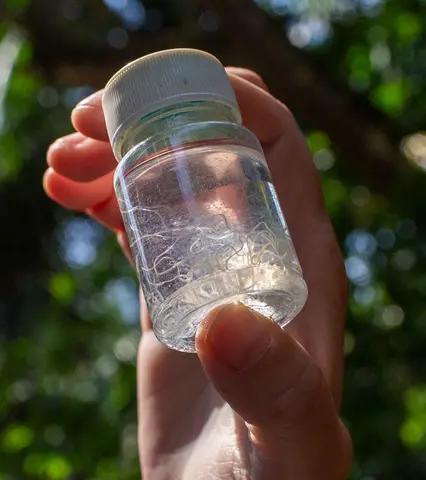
[44,68,352,479]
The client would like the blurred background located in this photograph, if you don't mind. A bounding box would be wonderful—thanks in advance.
[1,0,426,478]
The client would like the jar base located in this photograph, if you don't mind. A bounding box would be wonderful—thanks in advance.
[152,265,307,353]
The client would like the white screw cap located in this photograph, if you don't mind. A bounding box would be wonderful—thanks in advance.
[102,48,238,145]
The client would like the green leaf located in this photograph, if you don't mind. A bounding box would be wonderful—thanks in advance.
[395,12,422,43]
[372,78,407,116]
[6,0,31,9]
[110,377,131,411]
[7,70,39,103]
[322,178,347,216]
[24,454,45,476]
[405,386,426,414]
[15,40,33,67]
[400,418,425,447]
[0,24,7,42]
[0,131,20,180]
[346,44,371,81]
[49,273,76,304]
[44,455,72,480]
[307,131,330,153]
[24,454,72,479]
[2,424,34,452]
[96,459,119,479]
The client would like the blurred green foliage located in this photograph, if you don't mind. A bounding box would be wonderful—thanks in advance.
[2,0,426,478]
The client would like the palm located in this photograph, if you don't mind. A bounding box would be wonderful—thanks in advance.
[138,330,239,478]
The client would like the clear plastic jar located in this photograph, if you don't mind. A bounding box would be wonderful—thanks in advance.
[103,50,308,352]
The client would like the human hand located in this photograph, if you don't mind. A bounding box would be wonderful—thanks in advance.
[44,67,352,479]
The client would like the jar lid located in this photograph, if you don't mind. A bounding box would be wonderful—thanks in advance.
[102,48,238,144]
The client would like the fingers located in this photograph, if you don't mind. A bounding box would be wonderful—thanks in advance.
[228,72,347,406]
[196,303,352,479]
[87,195,124,231]
[43,168,114,212]
[54,70,305,228]
[260,112,347,404]
[47,133,116,182]
[225,67,269,91]
[69,72,293,145]
[46,67,292,233]
[229,73,296,145]
[117,230,134,265]
[71,91,108,141]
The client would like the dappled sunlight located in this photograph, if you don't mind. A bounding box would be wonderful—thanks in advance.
[57,217,105,269]
[103,0,146,30]
[402,132,426,172]
[104,277,139,325]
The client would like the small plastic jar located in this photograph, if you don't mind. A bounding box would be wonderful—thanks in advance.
[103,49,308,352]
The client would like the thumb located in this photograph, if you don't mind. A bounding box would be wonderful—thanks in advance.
[196,304,351,479]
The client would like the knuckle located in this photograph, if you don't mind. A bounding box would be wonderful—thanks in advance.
[268,360,326,427]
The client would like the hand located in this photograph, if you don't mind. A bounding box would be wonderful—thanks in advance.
[44,68,352,479]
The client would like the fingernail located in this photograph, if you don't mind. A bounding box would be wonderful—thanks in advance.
[205,303,271,371]
[73,91,102,110]
[48,132,86,153]
[47,137,68,155]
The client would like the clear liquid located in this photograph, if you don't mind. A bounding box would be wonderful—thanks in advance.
[115,144,307,352]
